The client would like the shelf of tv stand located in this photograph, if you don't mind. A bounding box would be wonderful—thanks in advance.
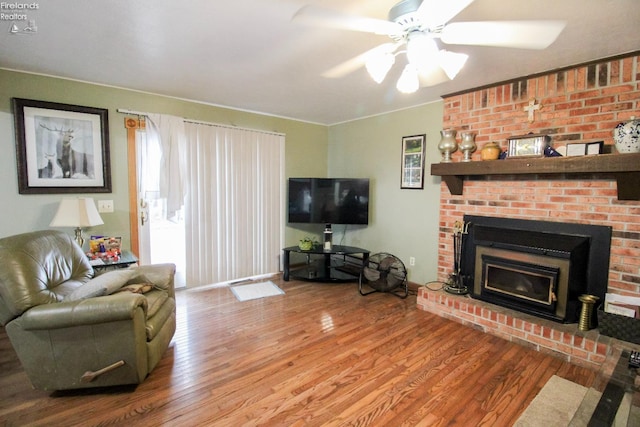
[282,245,370,283]
[430,152,640,200]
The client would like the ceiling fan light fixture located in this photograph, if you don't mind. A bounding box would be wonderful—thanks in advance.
[406,32,438,71]
[365,51,395,83]
[438,50,468,79]
[396,64,419,94]
[297,0,569,98]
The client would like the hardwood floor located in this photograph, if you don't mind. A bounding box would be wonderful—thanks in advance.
[0,277,595,426]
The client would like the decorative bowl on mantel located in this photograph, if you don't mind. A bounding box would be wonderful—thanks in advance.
[480,142,501,160]
[614,116,640,153]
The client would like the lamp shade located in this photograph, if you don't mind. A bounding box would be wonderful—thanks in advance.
[406,32,438,72]
[438,50,469,80]
[396,64,420,94]
[50,198,104,228]
[365,51,395,84]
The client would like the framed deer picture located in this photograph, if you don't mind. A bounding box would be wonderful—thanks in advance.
[12,98,111,194]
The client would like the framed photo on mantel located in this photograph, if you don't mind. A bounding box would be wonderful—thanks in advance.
[506,133,550,159]
[12,98,112,194]
[400,134,426,189]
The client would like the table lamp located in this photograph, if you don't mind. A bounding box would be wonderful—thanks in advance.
[50,198,104,248]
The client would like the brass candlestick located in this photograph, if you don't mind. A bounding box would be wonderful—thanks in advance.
[578,294,599,331]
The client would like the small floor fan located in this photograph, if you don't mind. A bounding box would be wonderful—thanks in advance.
[359,252,408,299]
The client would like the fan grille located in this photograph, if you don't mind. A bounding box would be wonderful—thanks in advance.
[363,252,407,292]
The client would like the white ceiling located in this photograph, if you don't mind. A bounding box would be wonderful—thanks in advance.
[1,0,638,125]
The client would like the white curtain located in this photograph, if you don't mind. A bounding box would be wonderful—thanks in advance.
[146,114,186,219]
[183,122,284,286]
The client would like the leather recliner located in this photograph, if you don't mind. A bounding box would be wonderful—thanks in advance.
[0,230,176,391]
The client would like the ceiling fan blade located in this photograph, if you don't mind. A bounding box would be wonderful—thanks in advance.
[322,42,401,79]
[441,21,566,49]
[416,0,475,30]
[293,5,402,35]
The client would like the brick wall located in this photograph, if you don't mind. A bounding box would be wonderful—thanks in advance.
[417,54,640,368]
[443,54,640,149]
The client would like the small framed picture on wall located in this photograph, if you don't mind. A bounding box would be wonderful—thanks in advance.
[400,134,426,189]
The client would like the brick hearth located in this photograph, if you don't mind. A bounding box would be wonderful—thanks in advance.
[417,53,640,368]
[417,288,609,369]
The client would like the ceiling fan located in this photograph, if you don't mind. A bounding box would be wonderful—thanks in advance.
[293,0,566,93]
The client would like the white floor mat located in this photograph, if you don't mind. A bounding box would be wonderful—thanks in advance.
[230,281,285,302]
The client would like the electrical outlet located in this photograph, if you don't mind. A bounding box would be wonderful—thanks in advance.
[98,199,114,213]
[409,256,415,266]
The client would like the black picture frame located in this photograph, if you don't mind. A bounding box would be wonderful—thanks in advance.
[400,134,426,189]
[12,98,111,194]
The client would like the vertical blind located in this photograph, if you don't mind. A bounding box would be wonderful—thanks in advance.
[183,122,284,286]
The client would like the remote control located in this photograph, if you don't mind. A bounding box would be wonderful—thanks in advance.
[629,350,640,369]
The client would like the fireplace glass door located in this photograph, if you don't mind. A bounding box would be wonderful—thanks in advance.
[474,246,571,321]
[483,256,559,307]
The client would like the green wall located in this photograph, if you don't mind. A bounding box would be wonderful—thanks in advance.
[0,69,443,284]
[0,69,327,247]
[327,103,444,284]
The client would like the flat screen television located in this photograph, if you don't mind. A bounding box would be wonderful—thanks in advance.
[288,178,369,225]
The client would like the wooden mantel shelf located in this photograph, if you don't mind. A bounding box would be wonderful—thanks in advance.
[430,153,640,200]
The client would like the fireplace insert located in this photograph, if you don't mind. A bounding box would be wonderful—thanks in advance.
[461,215,612,323]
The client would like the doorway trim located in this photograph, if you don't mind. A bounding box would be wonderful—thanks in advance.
[124,117,145,258]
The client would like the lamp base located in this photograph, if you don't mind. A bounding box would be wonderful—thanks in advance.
[74,227,85,248]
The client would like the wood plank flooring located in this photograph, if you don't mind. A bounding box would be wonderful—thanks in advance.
[0,277,595,426]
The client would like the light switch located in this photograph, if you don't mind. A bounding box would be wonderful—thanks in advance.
[98,200,114,213]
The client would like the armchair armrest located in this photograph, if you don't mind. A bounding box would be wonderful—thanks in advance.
[128,263,176,297]
[20,293,148,330]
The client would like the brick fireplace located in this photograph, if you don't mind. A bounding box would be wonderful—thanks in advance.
[417,53,640,369]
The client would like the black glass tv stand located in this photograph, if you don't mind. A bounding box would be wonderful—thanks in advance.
[282,245,370,282]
